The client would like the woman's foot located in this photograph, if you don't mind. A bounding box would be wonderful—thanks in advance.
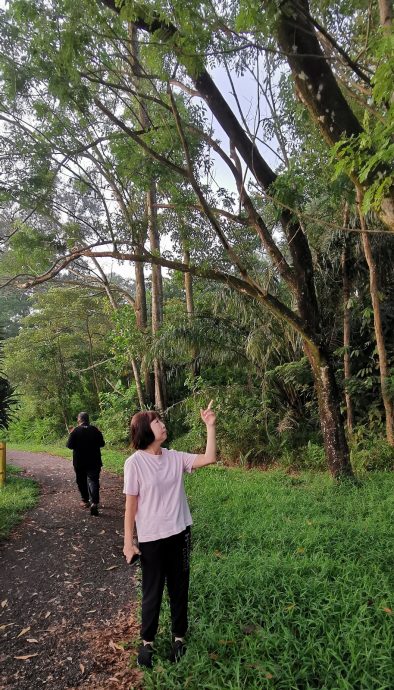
[80,500,90,508]
[137,642,154,668]
[169,637,187,663]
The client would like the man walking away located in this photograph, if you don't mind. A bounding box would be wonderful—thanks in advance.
[66,412,105,516]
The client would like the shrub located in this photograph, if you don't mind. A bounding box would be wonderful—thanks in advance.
[350,435,394,474]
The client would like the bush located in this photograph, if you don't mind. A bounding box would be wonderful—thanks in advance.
[7,413,63,443]
[350,435,394,474]
[96,383,139,447]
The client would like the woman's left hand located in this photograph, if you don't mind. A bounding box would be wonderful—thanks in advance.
[200,400,216,426]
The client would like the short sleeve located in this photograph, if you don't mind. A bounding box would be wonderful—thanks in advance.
[123,457,139,495]
[173,450,198,474]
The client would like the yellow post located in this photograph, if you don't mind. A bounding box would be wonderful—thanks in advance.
[0,442,6,488]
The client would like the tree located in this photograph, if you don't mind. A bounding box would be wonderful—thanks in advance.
[3,1,389,474]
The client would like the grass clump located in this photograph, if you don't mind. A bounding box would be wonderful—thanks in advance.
[0,465,39,539]
[144,469,393,690]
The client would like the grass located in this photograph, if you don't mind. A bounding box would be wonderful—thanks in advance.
[145,469,393,690]
[7,442,394,688]
[0,464,39,539]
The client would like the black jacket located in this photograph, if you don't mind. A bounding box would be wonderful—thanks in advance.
[66,424,105,468]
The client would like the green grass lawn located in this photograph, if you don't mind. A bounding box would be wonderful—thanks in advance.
[147,469,393,690]
[7,443,393,688]
[0,465,39,539]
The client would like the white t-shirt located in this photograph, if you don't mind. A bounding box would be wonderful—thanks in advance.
[123,448,197,542]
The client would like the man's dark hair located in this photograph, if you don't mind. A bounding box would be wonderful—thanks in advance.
[130,410,160,450]
[77,411,90,425]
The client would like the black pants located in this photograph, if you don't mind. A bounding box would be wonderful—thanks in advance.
[74,464,101,505]
[139,527,191,641]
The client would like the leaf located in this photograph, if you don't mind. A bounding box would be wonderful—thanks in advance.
[0,623,15,631]
[27,639,39,643]
[209,652,219,660]
[109,640,124,652]
[106,565,119,571]
[1,599,8,608]
[382,607,392,614]
[14,653,39,660]
[17,627,31,638]
[44,612,51,619]
[79,663,85,673]
[213,550,224,558]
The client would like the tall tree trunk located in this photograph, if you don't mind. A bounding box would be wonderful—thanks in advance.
[341,205,354,433]
[147,182,166,412]
[183,245,200,376]
[379,0,393,29]
[130,23,165,411]
[357,191,394,445]
[131,357,145,409]
[304,343,353,477]
[134,259,148,330]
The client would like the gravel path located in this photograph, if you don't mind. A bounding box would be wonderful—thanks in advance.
[0,451,142,690]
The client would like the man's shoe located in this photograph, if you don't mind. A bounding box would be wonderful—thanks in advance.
[169,638,186,663]
[137,643,154,668]
[90,504,99,516]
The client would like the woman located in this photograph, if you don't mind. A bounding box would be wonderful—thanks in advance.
[123,402,216,668]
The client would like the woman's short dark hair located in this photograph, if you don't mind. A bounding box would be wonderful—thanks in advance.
[130,410,160,450]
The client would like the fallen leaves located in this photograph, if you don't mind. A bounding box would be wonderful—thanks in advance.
[16,626,31,638]
[382,607,392,615]
[1,599,8,608]
[14,653,39,661]
[109,640,125,652]
[106,565,119,571]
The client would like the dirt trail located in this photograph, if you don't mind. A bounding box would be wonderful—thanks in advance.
[0,451,142,690]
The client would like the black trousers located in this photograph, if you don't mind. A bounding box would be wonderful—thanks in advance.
[74,464,101,505]
[139,527,191,641]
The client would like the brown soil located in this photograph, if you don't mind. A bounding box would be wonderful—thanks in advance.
[0,451,143,690]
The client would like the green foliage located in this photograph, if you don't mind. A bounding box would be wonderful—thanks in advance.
[96,383,139,447]
[331,33,394,215]
[350,434,394,474]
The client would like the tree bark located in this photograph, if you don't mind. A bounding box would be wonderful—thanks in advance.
[304,342,353,477]
[147,182,166,412]
[341,219,354,433]
[183,246,200,376]
[379,0,393,29]
[131,357,145,409]
[134,259,148,330]
[357,191,394,445]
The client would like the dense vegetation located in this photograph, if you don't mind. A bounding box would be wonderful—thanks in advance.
[0,1,393,475]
